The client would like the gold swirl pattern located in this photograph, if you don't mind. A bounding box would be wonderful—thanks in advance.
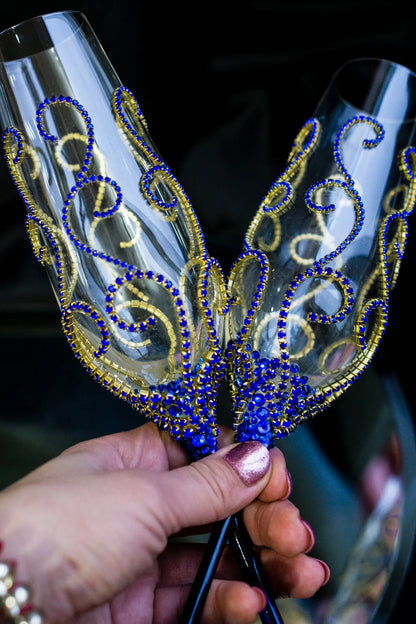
[244,119,320,252]
[112,87,204,258]
[228,248,270,348]
[2,89,225,457]
[252,311,316,361]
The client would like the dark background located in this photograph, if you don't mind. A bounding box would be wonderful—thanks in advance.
[0,1,415,622]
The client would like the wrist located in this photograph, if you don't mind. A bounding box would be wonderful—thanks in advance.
[0,486,75,624]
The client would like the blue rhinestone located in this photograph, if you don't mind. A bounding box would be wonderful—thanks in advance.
[191,434,206,448]
[256,407,269,419]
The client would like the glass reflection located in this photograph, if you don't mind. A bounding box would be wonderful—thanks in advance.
[274,369,415,623]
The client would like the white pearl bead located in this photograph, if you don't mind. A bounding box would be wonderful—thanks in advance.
[5,594,19,616]
[14,583,30,605]
[27,611,43,624]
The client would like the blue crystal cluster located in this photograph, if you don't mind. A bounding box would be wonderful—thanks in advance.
[228,342,315,448]
[133,357,222,459]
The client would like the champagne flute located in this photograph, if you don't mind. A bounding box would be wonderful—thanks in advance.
[228,58,416,439]
[0,10,228,461]
[182,58,416,623]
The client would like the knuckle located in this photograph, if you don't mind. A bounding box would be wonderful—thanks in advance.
[189,461,229,517]
[282,510,305,554]
[264,501,305,555]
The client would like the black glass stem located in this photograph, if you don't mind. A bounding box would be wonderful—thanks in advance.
[179,513,284,624]
[178,516,232,624]
[228,512,285,624]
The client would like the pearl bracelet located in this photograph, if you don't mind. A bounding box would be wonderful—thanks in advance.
[0,544,42,624]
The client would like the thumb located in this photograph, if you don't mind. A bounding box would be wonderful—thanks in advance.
[159,441,271,535]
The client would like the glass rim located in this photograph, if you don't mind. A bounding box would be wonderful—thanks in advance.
[320,56,416,124]
[0,10,86,62]
[0,9,84,39]
[334,56,416,82]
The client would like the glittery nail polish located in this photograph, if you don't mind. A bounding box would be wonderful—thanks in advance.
[224,441,271,486]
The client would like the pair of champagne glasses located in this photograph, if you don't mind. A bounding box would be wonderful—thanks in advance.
[1,11,415,624]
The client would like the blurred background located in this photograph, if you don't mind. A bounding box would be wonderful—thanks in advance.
[0,1,415,622]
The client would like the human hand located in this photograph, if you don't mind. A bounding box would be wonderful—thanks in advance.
[0,423,329,624]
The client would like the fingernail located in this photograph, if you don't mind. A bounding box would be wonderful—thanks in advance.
[224,441,270,486]
[301,518,315,552]
[252,586,267,611]
[282,469,292,499]
[316,559,331,586]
